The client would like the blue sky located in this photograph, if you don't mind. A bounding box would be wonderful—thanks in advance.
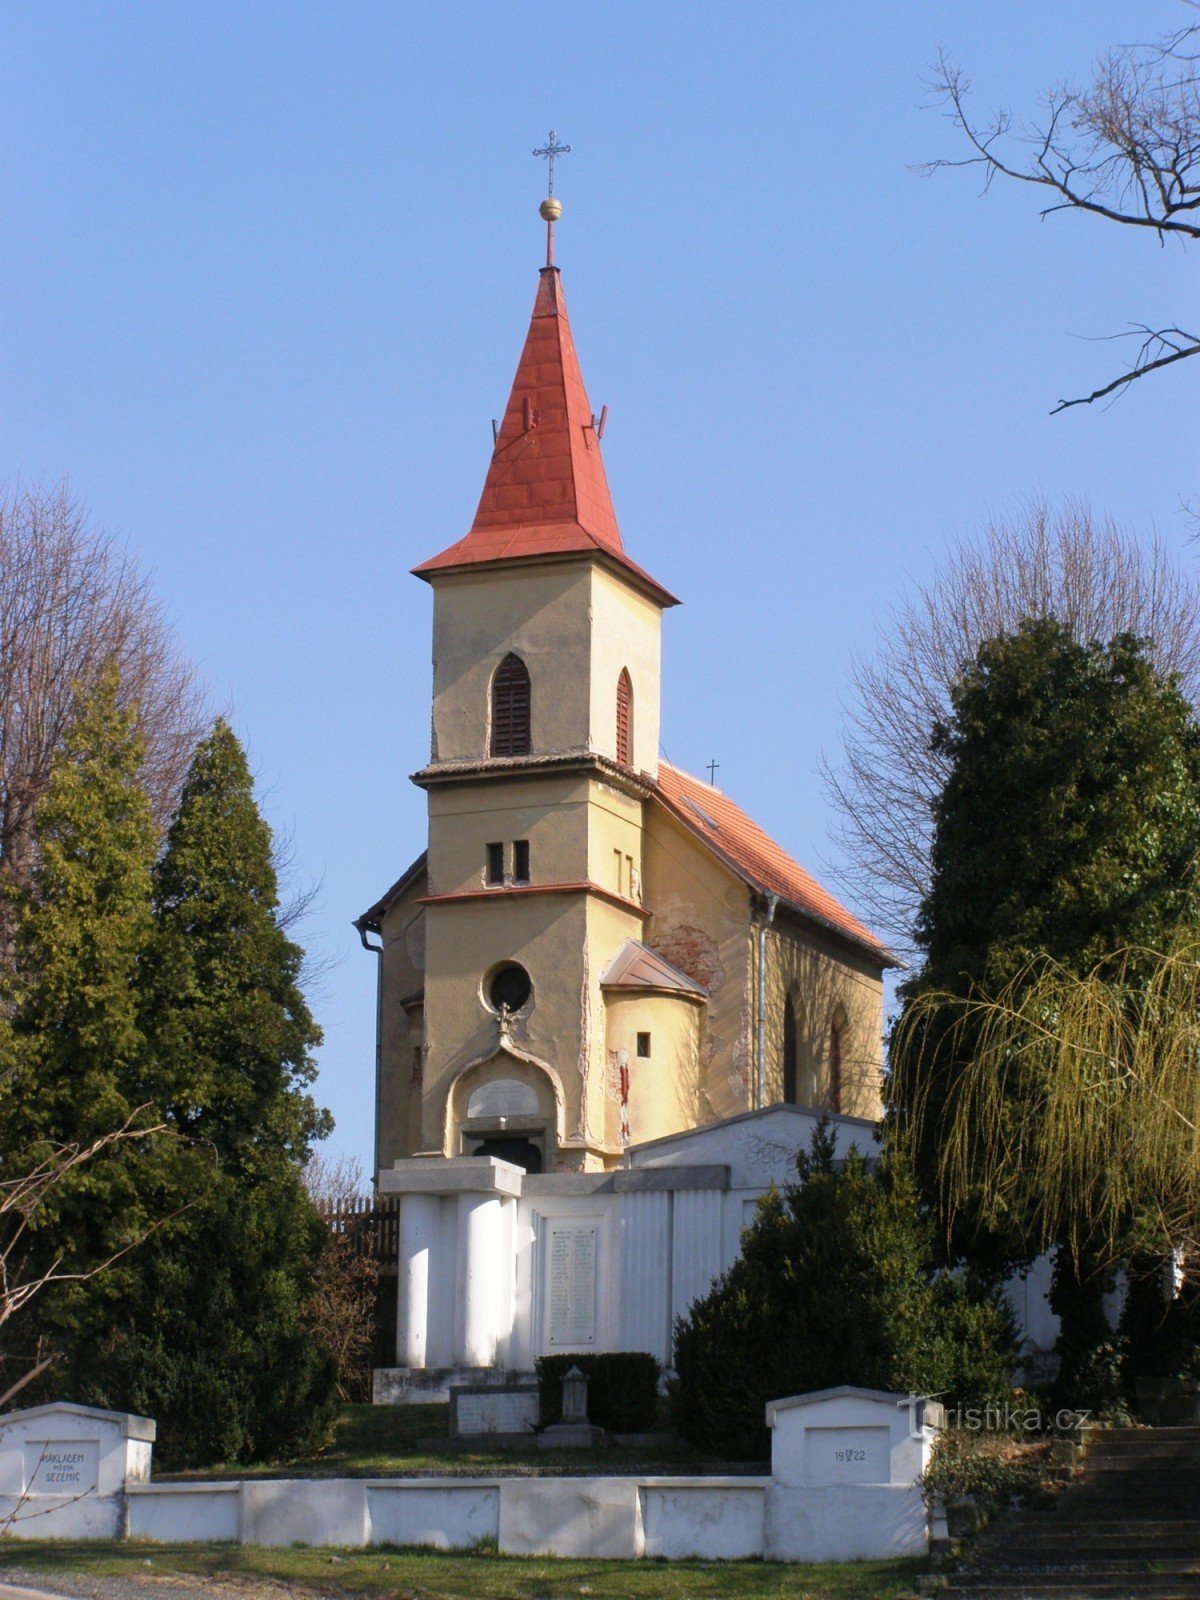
[2,3,1195,1169]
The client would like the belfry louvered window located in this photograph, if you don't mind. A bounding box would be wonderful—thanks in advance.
[616,669,633,766]
[490,653,532,756]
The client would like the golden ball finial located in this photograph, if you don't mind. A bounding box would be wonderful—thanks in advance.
[540,197,563,223]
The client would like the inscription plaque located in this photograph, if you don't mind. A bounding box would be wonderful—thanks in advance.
[24,1439,99,1496]
[453,1389,538,1436]
[803,1425,890,1485]
[546,1220,598,1348]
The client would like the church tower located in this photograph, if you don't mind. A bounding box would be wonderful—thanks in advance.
[359,159,890,1382]
[406,203,680,1174]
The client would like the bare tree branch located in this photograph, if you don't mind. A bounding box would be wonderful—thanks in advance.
[0,483,208,965]
[926,22,1200,407]
[1051,324,1200,411]
[822,501,1200,957]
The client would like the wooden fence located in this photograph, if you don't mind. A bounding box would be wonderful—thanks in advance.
[315,1195,399,1369]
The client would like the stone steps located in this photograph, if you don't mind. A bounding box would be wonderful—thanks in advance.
[936,1425,1200,1600]
[942,1584,1200,1600]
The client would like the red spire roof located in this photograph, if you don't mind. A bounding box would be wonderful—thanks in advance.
[413,267,677,607]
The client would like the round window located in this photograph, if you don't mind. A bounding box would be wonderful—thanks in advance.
[488,962,533,1013]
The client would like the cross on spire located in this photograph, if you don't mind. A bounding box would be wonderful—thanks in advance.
[533,130,571,197]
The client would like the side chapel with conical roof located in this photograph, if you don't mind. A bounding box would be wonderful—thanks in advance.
[357,188,895,1386]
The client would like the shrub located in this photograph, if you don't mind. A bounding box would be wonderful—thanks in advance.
[535,1352,660,1433]
[670,1122,1015,1461]
[1120,1257,1200,1384]
[921,1428,1051,1517]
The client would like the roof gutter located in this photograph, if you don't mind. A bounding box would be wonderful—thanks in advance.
[755,893,779,1110]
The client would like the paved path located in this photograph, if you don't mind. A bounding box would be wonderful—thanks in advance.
[0,1573,319,1600]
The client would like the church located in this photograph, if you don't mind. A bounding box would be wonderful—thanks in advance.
[355,184,899,1397]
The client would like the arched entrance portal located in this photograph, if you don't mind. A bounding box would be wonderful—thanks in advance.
[447,1050,562,1172]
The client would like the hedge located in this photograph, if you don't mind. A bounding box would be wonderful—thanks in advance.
[535,1352,660,1433]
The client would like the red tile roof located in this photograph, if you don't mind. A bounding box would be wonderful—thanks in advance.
[652,763,894,965]
[413,267,677,607]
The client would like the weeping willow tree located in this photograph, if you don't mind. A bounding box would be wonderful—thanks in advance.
[892,924,1200,1271]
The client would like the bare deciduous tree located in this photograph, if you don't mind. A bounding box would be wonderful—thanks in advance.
[929,16,1200,410]
[823,502,1200,957]
[0,483,205,958]
[302,1151,368,1208]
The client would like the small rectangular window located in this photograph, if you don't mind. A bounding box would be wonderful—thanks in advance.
[513,839,530,883]
[614,848,624,893]
[637,1032,651,1059]
[486,842,505,884]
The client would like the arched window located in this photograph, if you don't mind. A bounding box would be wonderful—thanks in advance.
[782,996,799,1103]
[616,669,633,766]
[829,1013,844,1115]
[491,653,531,756]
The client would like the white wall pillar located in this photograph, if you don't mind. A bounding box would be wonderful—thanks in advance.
[396,1194,442,1368]
[456,1192,502,1367]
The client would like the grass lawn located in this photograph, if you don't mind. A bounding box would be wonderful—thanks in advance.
[161,1405,734,1480]
[0,1540,925,1600]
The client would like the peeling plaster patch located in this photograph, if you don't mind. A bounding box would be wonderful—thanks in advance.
[605,1051,624,1101]
[705,1031,728,1069]
[650,925,724,991]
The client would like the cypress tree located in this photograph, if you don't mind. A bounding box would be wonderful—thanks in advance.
[70,719,336,1465]
[2,665,162,1307]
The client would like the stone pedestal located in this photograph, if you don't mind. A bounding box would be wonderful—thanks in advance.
[0,1400,155,1539]
[762,1385,942,1562]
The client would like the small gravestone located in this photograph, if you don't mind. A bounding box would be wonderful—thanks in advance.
[0,1400,155,1539]
[538,1364,603,1449]
[449,1384,538,1438]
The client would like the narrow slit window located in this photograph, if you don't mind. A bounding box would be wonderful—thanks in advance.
[513,839,530,883]
[783,999,798,1103]
[636,1032,651,1058]
[486,842,505,885]
[829,1017,843,1115]
[491,653,532,756]
[616,669,633,766]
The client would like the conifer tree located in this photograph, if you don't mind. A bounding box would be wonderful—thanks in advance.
[671,1124,1013,1460]
[891,620,1200,1402]
[2,664,162,1288]
[67,719,336,1465]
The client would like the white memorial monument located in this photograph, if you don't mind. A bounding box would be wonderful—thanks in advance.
[375,1103,884,1400]
[765,1386,941,1562]
[0,1400,155,1539]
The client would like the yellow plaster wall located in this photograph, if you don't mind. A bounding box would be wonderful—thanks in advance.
[587,566,662,777]
[376,876,429,1170]
[420,890,636,1171]
[427,773,592,895]
[758,915,884,1119]
[640,806,755,1122]
[602,990,703,1145]
[429,565,594,761]
[427,560,664,770]
[584,778,645,900]
[578,895,656,1153]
